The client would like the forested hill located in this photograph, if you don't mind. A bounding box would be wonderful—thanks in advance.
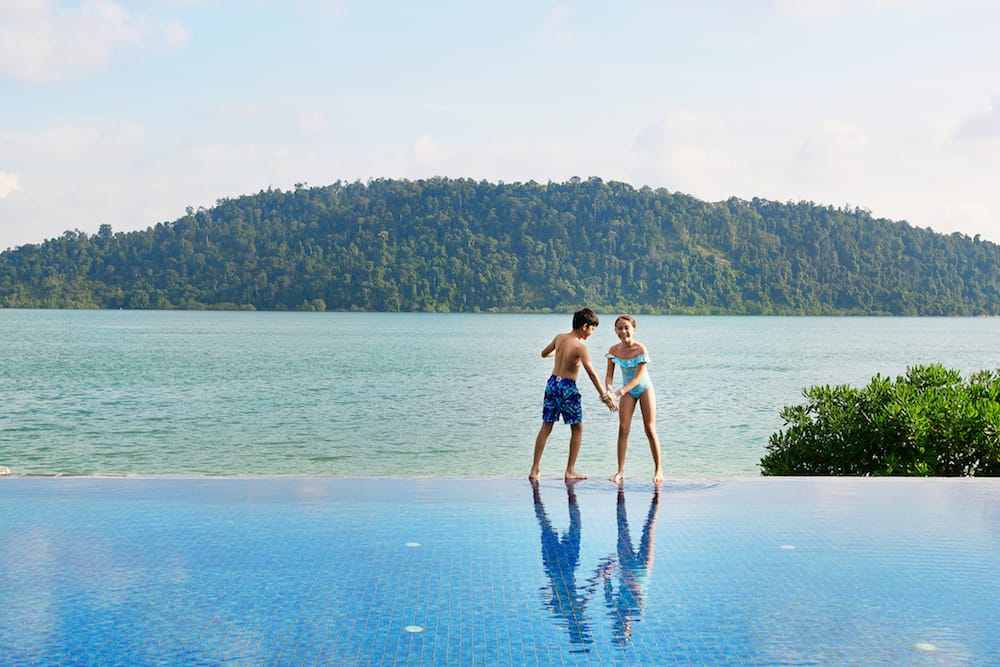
[1,177,998,314]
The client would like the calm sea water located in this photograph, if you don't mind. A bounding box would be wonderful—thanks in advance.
[1,310,998,479]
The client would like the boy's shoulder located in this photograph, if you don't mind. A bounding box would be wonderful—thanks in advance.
[556,331,585,352]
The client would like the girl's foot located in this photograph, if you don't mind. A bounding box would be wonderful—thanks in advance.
[564,471,588,480]
[609,472,624,484]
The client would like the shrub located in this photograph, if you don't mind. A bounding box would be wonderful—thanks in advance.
[760,364,1000,476]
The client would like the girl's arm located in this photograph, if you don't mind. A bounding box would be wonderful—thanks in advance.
[613,362,647,399]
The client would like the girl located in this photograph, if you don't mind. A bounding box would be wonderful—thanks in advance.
[605,315,663,483]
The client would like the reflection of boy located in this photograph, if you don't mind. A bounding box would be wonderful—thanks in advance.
[532,479,595,651]
[529,308,617,481]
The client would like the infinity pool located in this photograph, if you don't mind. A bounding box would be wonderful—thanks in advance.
[1,477,997,666]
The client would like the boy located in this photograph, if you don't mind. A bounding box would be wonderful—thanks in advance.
[529,308,617,480]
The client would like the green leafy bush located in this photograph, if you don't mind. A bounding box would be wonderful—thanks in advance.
[761,364,1000,476]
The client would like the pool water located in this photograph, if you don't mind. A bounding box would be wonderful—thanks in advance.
[1,476,997,666]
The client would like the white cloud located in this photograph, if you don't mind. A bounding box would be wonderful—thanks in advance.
[0,171,21,198]
[790,119,870,186]
[634,112,725,153]
[216,102,267,125]
[954,96,1000,141]
[931,199,994,238]
[296,110,329,136]
[410,133,457,167]
[630,112,739,197]
[162,19,190,48]
[542,4,576,42]
[1,122,147,161]
[0,0,184,82]
[0,122,149,247]
[0,0,139,82]
[775,0,933,19]
[0,0,46,18]
[318,0,346,20]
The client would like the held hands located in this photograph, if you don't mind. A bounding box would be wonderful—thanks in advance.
[600,387,618,412]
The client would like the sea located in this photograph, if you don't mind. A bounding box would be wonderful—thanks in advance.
[1,309,998,479]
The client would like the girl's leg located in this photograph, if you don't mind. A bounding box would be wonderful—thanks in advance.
[638,389,663,482]
[611,395,638,483]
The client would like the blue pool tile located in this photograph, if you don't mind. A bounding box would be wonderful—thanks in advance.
[1,476,998,666]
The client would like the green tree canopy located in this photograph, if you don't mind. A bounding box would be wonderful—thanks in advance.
[2,177,998,314]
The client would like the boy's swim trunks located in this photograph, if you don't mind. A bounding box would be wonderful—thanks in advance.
[542,375,582,424]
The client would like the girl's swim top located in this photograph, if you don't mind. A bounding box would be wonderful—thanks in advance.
[607,353,652,398]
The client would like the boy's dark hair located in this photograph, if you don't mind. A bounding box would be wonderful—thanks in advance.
[572,308,599,330]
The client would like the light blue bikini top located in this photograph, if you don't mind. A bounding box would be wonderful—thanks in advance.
[607,353,649,371]
[607,353,652,397]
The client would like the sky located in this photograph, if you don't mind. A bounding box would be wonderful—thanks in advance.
[2,0,1000,252]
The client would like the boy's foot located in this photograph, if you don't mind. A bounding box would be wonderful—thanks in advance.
[564,471,587,480]
[528,469,540,481]
[609,472,624,484]
[653,471,664,483]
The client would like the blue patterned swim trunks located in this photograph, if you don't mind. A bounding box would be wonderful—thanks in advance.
[542,375,582,424]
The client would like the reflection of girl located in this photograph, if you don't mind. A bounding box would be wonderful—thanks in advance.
[605,314,663,483]
[598,486,661,645]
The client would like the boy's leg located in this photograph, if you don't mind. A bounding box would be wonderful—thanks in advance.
[530,421,554,479]
[565,422,587,480]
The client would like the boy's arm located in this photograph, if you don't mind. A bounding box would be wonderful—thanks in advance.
[540,336,557,358]
[604,356,615,394]
[581,349,617,412]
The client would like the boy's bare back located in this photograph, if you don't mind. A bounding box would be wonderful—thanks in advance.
[542,332,592,380]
